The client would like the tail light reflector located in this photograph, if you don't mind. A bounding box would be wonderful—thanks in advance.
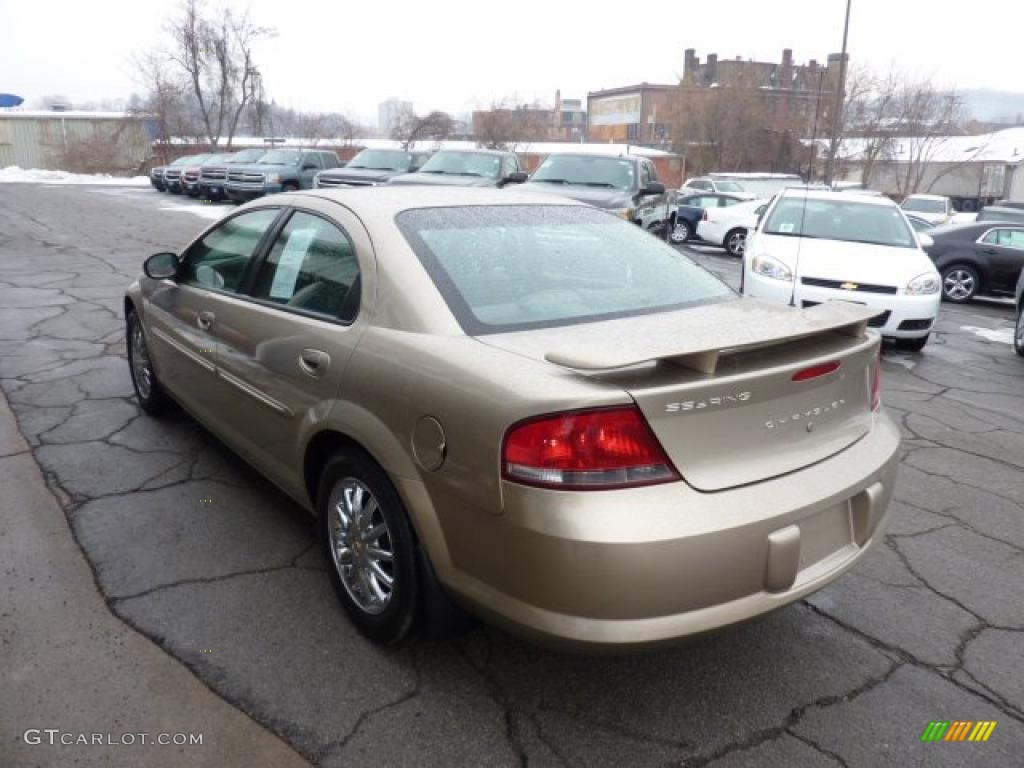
[502,406,679,490]
[702,209,710,221]
[792,360,841,382]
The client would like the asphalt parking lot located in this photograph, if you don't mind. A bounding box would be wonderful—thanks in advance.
[2,183,1022,767]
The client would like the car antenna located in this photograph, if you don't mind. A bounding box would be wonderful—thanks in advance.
[789,184,812,307]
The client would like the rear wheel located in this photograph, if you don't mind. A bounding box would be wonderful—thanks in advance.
[896,334,930,352]
[725,228,747,257]
[940,264,979,303]
[282,181,299,193]
[670,219,691,244]
[319,451,419,645]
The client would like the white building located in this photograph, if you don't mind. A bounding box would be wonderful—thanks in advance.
[834,126,1024,207]
[377,98,413,136]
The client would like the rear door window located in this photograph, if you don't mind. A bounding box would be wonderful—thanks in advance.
[251,211,361,321]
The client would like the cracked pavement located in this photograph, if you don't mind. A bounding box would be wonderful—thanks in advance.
[1,184,1022,766]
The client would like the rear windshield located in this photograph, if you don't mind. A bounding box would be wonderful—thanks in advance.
[902,197,945,213]
[715,180,745,193]
[531,155,636,190]
[977,208,1024,224]
[764,197,915,248]
[397,205,733,334]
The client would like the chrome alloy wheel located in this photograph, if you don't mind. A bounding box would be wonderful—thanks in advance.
[727,230,747,256]
[943,269,975,301]
[670,220,690,244]
[129,321,153,400]
[327,478,395,615]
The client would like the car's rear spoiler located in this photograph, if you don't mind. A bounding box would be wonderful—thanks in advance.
[544,300,876,375]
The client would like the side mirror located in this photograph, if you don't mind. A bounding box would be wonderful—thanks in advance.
[503,171,528,184]
[918,233,934,249]
[144,252,180,280]
[640,182,666,196]
[302,163,318,171]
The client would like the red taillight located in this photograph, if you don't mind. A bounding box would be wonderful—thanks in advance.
[870,351,882,411]
[502,406,679,490]
[792,360,841,382]
[702,209,710,221]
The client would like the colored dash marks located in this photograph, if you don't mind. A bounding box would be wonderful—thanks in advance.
[921,720,997,742]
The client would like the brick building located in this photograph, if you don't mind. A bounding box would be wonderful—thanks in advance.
[586,83,676,145]
[471,91,587,144]
[682,48,845,136]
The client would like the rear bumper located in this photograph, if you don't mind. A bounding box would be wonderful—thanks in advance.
[744,272,940,339]
[427,414,900,651]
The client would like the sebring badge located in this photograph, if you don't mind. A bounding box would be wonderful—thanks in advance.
[665,392,752,413]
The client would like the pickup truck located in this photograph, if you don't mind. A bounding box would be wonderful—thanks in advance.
[387,149,527,188]
[224,148,341,201]
[197,148,267,200]
[519,153,676,236]
[314,148,432,188]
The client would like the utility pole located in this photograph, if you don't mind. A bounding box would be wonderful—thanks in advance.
[823,0,851,186]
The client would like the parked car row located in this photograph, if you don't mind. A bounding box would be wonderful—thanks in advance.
[151,147,678,235]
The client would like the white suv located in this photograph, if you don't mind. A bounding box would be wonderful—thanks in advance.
[742,190,941,351]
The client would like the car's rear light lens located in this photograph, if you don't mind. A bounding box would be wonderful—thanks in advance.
[502,406,679,490]
[702,209,709,221]
[870,351,882,411]
[792,360,841,382]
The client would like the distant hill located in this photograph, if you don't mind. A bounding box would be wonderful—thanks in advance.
[961,89,1024,123]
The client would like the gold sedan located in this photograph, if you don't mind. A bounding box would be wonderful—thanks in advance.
[125,187,899,650]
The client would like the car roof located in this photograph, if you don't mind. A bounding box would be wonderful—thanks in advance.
[903,193,947,201]
[547,152,638,161]
[432,148,510,156]
[778,189,897,207]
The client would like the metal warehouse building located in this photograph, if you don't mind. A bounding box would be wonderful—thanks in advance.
[0,109,151,172]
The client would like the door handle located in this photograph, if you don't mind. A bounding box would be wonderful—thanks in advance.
[299,348,330,378]
[982,248,998,255]
[196,311,215,330]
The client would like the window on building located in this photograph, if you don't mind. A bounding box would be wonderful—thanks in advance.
[627,123,640,141]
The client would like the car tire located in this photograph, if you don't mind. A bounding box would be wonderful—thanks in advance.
[725,228,747,257]
[895,334,930,352]
[670,219,691,244]
[319,450,421,645]
[940,264,980,303]
[282,181,299,193]
[1014,307,1024,358]
[126,309,173,416]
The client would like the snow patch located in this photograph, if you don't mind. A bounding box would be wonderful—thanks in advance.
[0,166,149,186]
[960,325,1014,345]
[157,201,227,221]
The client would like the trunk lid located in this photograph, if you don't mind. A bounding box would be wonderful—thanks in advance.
[481,298,879,492]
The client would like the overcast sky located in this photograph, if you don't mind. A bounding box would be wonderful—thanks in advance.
[3,0,1022,123]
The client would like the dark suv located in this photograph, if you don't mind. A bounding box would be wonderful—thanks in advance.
[520,153,675,234]
[314,148,432,188]
[198,148,267,200]
[387,149,526,188]
[225,149,341,201]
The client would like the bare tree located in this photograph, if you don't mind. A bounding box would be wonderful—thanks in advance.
[895,83,963,195]
[391,109,454,149]
[166,0,272,147]
[841,66,901,186]
[130,51,193,162]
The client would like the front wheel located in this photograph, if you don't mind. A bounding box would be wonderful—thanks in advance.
[319,451,419,645]
[725,228,747,257]
[1014,307,1024,357]
[670,219,691,244]
[940,265,979,303]
[126,310,173,415]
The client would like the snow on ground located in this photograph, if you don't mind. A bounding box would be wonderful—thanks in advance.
[0,166,149,186]
[157,200,227,221]
[960,325,1015,344]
